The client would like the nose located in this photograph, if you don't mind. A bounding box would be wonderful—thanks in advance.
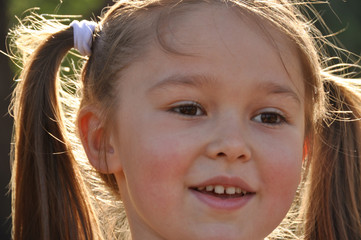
[205,117,252,162]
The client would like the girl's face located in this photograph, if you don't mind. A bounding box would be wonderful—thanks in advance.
[111,5,305,240]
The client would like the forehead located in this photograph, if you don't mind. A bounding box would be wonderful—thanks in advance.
[122,3,304,99]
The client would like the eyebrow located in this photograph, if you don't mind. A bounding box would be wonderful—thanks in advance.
[256,82,302,105]
[147,74,215,93]
[148,74,302,105]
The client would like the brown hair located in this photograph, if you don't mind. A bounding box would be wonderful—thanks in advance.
[302,73,361,239]
[9,0,361,239]
[10,26,101,239]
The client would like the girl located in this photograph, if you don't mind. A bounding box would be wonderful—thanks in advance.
[9,0,361,239]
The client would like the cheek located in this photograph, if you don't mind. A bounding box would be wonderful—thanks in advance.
[118,127,193,203]
[255,127,304,203]
[247,132,303,236]
[257,131,304,206]
[117,109,205,189]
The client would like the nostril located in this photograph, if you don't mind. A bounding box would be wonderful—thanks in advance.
[217,152,226,157]
[216,151,245,160]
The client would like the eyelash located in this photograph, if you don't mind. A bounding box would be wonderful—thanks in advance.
[252,111,287,125]
[168,103,287,125]
[168,102,206,117]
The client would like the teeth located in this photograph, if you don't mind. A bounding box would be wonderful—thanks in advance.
[214,185,225,194]
[206,185,214,191]
[201,185,247,195]
[226,187,236,194]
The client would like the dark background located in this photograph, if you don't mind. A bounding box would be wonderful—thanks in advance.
[0,0,360,239]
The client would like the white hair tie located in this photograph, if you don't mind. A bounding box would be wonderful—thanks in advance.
[70,20,97,56]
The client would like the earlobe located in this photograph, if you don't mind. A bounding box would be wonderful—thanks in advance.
[78,107,122,174]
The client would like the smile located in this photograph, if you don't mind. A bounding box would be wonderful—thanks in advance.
[189,176,255,210]
[194,185,249,198]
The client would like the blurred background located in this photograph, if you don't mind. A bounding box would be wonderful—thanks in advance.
[0,0,360,239]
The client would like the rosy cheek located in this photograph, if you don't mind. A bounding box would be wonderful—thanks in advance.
[130,139,186,181]
[259,141,303,193]
[124,146,185,210]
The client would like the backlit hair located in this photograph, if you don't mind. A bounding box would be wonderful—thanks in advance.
[9,0,361,239]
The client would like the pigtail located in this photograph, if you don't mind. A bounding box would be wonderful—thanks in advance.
[11,26,100,240]
[304,75,361,239]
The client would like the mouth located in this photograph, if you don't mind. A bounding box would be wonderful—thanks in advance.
[189,176,255,210]
[190,185,254,199]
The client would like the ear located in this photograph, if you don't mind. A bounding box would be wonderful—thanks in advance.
[78,107,122,174]
[302,137,309,161]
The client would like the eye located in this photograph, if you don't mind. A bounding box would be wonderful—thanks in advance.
[168,102,205,117]
[253,111,287,125]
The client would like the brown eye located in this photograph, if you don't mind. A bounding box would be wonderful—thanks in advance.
[177,105,198,115]
[169,102,205,116]
[253,112,286,125]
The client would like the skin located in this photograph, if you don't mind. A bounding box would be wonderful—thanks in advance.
[84,4,306,240]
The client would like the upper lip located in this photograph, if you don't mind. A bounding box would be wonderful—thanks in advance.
[190,176,255,193]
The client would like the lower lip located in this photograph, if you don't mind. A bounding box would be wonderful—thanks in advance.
[190,189,254,211]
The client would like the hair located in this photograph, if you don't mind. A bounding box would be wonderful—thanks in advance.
[8,0,361,239]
